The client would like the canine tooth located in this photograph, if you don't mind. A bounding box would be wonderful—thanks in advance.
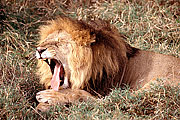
[48,59,51,64]
[36,51,40,59]
[62,77,69,88]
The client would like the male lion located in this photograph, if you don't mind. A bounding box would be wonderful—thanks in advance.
[35,16,180,111]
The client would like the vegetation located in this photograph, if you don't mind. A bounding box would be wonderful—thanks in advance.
[0,0,180,119]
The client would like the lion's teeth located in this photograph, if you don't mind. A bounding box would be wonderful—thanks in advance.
[48,59,51,64]
[36,51,40,59]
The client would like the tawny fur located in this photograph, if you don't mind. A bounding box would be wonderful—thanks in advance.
[37,16,180,97]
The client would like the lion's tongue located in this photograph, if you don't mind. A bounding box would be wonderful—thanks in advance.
[51,63,61,91]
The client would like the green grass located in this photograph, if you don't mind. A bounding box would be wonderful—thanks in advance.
[0,0,180,119]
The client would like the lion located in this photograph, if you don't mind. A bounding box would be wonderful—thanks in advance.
[35,16,180,111]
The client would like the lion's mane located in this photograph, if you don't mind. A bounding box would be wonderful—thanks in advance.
[37,16,138,95]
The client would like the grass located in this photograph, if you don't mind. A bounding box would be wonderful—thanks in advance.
[0,0,180,119]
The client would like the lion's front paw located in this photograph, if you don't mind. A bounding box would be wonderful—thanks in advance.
[36,89,68,105]
[36,89,94,111]
[36,89,94,104]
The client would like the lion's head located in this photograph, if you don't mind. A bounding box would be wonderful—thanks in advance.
[36,16,137,95]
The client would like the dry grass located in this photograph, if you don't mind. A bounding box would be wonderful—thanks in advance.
[0,0,180,119]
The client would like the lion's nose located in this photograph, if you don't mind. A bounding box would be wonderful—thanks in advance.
[36,47,47,54]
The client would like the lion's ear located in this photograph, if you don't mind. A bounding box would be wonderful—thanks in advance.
[89,31,96,43]
[82,30,96,46]
[74,30,96,46]
[87,33,96,46]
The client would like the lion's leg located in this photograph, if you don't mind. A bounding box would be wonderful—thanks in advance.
[134,77,168,95]
[36,89,94,111]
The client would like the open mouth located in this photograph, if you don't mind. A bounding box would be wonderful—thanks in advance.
[44,59,65,91]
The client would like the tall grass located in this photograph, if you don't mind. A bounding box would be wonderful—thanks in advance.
[0,0,180,119]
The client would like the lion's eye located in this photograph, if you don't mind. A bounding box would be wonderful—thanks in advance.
[37,47,47,54]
